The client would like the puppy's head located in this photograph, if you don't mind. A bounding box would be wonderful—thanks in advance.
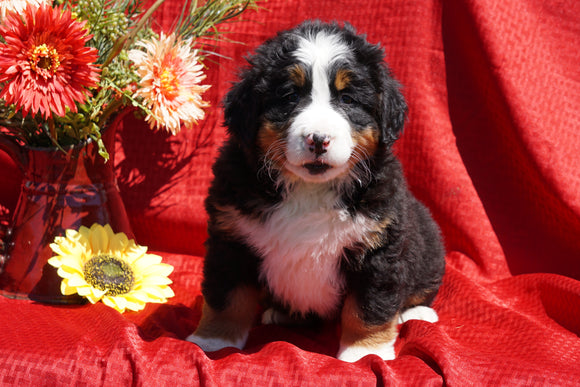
[224,21,407,184]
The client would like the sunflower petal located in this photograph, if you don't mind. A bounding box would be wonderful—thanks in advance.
[137,286,166,300]
[133,254,162,269]
[123,296,147,312]
[84,292,102,304]
[65,228,80,240]
[159,286,175,298]
[57,266,75,279]
[139,275,173,286]
[65,274,89,287]
[138,262,174,277]
[90,287,107,299]
[48,256,63,268]
[109,231,129,252]
[61,281,78,296]
[103,224,115,239]
[89,224,109,253]
[76,285,94,297]
[127,291,149,303]
[102,296,123,312]
[56,256,84,274]
[113,296,128,311]
[59,243,84,257]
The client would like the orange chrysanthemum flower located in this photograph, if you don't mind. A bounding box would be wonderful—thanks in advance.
[0,4,100,119]
[129,33,210,134]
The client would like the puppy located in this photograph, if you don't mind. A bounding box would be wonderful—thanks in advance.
[187,21,445,362]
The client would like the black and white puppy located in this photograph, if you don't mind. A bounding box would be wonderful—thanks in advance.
[187,21,445,362]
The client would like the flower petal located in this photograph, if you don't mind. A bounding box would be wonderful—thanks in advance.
[160,286,175,298]
[133,254,163,270]
[89,224,109,253]
[102,296,123,312]
[138,275,173,286]
[48,256,63,268]
[65,274,89,288]
[76,285,94,297]
[61,281,78,296]
[109,231,129,252]
[136,286,166,300]
[55,256,84,274]
[122,296,147,312]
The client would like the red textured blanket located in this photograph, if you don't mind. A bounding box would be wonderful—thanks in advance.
[1,0,579,385]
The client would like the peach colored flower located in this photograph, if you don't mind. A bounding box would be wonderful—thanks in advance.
[129,33,210,134]
[0,0,49,22]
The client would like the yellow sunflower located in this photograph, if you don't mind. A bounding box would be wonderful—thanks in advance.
[48,223,175,313]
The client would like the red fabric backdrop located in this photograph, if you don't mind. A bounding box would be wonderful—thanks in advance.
[1,0,580,385]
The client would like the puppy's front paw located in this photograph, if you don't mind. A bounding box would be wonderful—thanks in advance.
[186,333,247,352]
[337,338,396,362]
[398,306,438,324]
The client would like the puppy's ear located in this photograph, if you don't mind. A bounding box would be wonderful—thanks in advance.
[379,75,408,144]
[223,69,262,149]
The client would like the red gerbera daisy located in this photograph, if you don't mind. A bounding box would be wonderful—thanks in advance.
[0,4,100,119]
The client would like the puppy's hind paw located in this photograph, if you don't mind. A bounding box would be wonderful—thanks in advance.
[398,306,438,324]
[337,339,396,362]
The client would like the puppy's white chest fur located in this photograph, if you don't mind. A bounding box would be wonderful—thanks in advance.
[230,184,377,317]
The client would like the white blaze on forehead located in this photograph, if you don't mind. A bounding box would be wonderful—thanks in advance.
[283,30,355,183]
[293,31,351,102]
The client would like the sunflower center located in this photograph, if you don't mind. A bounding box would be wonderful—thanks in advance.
[159,68,180,99]
[29,44,61,79]
[84,255,135,296]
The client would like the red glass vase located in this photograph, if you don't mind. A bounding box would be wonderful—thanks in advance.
[0,121,133,303]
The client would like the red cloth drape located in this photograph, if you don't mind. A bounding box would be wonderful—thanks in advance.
[1,0,579,385]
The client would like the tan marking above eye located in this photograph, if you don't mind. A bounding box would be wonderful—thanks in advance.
[335,69,352,91]
[288,64,306,88]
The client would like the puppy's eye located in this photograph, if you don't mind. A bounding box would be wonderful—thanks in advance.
[340,94,355,105]
[285,91,300,104]
[276,86,300,104]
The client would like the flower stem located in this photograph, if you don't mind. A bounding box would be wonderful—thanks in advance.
[98,97,125,128]
[101,0,167,68]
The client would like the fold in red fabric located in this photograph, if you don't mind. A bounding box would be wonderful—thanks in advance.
[1,0,579,385]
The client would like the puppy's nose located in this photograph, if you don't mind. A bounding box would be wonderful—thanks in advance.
[305,133,330,156]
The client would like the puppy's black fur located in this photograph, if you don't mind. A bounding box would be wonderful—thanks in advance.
[189,21,445,361]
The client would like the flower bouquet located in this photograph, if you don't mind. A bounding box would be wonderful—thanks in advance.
[0,0,257,157]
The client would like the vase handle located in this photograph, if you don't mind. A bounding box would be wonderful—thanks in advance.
[0,134,28,172]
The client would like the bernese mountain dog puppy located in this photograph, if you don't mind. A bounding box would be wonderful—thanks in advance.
[187,21,445,362]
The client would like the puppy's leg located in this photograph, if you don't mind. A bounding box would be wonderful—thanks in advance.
[337,295,399,362]
[187,286,259,352]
